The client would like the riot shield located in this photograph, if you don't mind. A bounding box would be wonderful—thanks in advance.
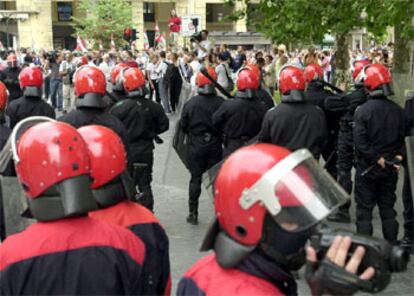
[172,119,190,170]
[405,136,414,196]
[0,176,34,238]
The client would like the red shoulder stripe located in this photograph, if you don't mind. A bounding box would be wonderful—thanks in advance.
[0,217,145,271]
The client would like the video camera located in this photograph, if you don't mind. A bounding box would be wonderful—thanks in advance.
[311,228,409,293]
[190,32,202,43]
[46,51,57,63]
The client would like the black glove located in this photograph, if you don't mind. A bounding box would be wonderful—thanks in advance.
[305,257,373,296]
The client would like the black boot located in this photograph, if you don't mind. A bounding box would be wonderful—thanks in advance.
[400,236,414,254]
[327,210,351,223]
[186,213,198,225]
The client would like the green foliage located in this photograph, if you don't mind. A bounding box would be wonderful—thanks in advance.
[72,0,133,49]
[228,0,414,48]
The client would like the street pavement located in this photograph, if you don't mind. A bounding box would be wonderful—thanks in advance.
[153,114,414,295]
[2,113,413,295]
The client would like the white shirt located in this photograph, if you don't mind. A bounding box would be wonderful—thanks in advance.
[99,61,111,81]
[147,62,161,80]
[215,63,231,90]
[190,60,201,86]
[156,60,169,77]
[196,39,212,60]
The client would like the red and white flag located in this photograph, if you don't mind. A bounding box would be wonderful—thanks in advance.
[143,32,149,50]
[154,25,166,49]
[76,35,88,52]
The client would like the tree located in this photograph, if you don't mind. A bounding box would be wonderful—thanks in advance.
[228,0,414,86]
[72,0,133,49]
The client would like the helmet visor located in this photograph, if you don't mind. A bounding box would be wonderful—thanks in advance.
[239,149,349,232]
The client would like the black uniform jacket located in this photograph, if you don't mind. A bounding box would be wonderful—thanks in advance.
[59,107,129,151]
[180,94,224,137]
[212,95,268,141]
[0,67,22,101]
[258,95,328,158]
[110,97,169,152]
[354,95,405,167]
[0,216,146,294]
[6,96,55,129]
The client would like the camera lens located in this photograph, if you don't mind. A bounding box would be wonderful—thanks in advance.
[389,245,409,272]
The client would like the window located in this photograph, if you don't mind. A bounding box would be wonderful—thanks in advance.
[0,1,17,10]
[206,4,233,23]
[143,2,155,22]
[57,2,73,22]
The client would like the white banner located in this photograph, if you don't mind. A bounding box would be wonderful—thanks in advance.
[180,15,202,37]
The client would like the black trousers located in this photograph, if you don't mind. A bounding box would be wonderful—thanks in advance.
[129,150,154,211]
[151,80,161,104]
[337,128,354,211]
[402,166,414,238]
[169,77,182,112]
[354,165,399,243]
[187,137,222,215]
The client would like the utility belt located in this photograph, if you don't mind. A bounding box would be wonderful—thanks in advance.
[223,135,250,146]
[189,132,218,144]
[339,121,354,131]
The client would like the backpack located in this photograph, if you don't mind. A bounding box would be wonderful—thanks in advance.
[162,61,175,85]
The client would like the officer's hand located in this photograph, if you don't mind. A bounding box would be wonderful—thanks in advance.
[394,155,403,170]
[377,157,386,168]
[307,236,375,280]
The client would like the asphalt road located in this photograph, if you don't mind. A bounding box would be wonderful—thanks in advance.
[153,114,414,295]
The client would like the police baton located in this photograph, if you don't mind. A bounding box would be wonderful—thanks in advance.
[199,66,234,99]
[320,80,344,94]
[361,164,376,177]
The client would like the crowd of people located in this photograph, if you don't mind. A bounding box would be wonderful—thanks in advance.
[0,35,411,295]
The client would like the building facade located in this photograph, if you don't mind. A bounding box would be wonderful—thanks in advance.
[0,0,256,50]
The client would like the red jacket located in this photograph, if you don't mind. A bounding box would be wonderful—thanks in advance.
[169,16,181,33]
[0,216,145,295]
[177,254,286,296]
[90,200,171,296]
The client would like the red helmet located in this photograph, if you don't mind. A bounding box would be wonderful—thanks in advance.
[205,144,347,249]
[237,67,260,92]
[304,64,323,83]
[0,81,9,110]
[362,64,393,95]
[279,66,306,101]
[111,63,128,85]
[13,121,91,199]
[19,66,43,89]
[121,67,146,95]
[78,125,127,189]
[74,65,107,108]
[352,59,371,80]
[196,67,217,87]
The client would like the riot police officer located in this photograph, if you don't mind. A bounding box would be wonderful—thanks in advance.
[104,63,128,109]
[180,67,224,225]
[402,95,414,252]
[110,67,169,211]
[258,65,328,158]
[354,64,405,244]
[325,60,370,223]
[212,67,268,158]
[6,66,55,128]
[79,125,171,295]
[0,54,22,101]
[58,65,129,151]
[305,64,341,179]
[177,144,375,296]
[0,119,146,294]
